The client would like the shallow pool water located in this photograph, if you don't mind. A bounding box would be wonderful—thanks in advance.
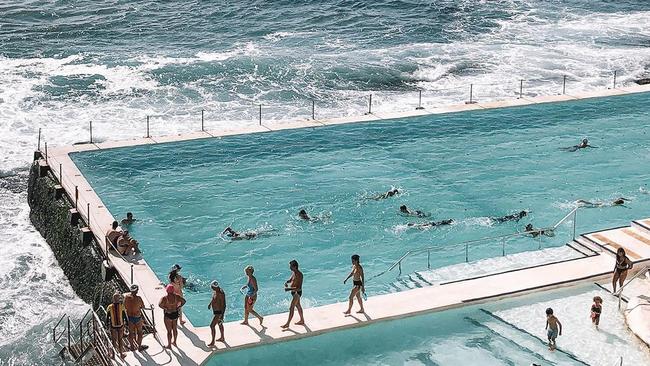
[71,92,650,325]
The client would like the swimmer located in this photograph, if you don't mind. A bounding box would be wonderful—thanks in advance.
[121,212,136,225]
[524,223,555,238]
[576,197,630,208]
[399,205,429,218]
[371,188,400,200]
[298,209,311,221]
[491,210,528,224]
[640,186,649,194]
[222,227,257,240]
[561,138,597,152]
[407,219,454,230]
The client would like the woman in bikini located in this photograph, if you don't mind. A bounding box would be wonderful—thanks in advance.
[241,265,264,325]
[159,284,186,349]
[343,254,365,314]
[612,248,633,293]
[169,265,186,325]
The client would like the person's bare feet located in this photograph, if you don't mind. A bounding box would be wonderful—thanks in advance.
[295,320,305,325]
[240,320,249,325]
[180,320,186,325]
[216,337,225,342]
[208,341,215,347]
[343,310,351,315]
[259,316,264,325]
[281,323,289,329]
[357,309,365,314]
[165,344,172,349]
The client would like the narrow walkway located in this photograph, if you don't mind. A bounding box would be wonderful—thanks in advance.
[40,85,650,366]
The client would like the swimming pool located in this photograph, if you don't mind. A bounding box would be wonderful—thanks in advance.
[71,92,650,326]
[207,284,650,366]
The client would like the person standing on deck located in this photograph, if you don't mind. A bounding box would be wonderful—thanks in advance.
[545,307,562,351]
[159,284,185,349]
[241,265,263,326]
[612,248,633,293]
[207,281,226,346]
[281,260,305,328]
[124,284,148,352]
[343,254,365,314]
[169,264,186,325]
[106,292,128,358]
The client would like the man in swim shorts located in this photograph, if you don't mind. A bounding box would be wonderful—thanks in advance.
[545,307,562,351]
[282,260,304,328]
[207,281,226,346]
[106,292,128,358]
[124,284,148,352]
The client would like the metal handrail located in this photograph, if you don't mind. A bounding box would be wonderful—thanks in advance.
[616,265,650,309]
[368,208,578,281]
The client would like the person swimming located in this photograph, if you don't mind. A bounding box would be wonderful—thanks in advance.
[222,227,258,240]
[371,188,399,200]
[524,223,555,238]
[298,209,311,221]
[562,138,597,152]
[399,205,429,218]
[491,210,528,223]
[576,197,629,208]
[407,219,454,230]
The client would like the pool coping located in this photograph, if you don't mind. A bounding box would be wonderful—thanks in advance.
[40,84,650,366]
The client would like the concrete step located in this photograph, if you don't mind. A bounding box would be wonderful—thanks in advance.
[632,219,650,236]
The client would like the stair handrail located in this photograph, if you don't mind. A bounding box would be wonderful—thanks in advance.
[367,208,579,282]
[90,310,118,364]
[616,264,650,309]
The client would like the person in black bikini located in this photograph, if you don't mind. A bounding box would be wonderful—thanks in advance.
[207,281,226,346]
[159,284,186,349]
[612,248,633,293]
[281,260,305,328]
[343,254,365,315]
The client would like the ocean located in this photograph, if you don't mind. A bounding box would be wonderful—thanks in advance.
[1,1,649,364]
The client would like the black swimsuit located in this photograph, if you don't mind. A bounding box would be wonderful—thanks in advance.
[615,257,630,274]
[291,290,302,297]
[164,311,179,320]
[353,280,363,287]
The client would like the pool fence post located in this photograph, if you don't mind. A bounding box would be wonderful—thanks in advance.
[37,128,41,151]
[572,209,577,240]
[45,142,48,163]
[201,109,205,132]
[311,99,315,120]
[75,186,78,210]
[79,318,83,350]
[258,104,262,126]
[502,239,505,256]
[562,75,567,95]
[146,116,150,138]
[465,244,469,262]
[613,70,617,89]
[66,317,71,350]
[59,163,62,184]
[89,121,93,143]
[366,94,372,115]
[87,203,90,226]
[416,90,424,110]
[468,84,474,104]
[130,264,134,285]
[519,79,524,99]
[427,249,430,269]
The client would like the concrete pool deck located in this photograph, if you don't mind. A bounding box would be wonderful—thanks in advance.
[41,84,650,365]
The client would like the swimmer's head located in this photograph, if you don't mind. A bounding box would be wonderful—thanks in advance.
[399,205,408,213]
[245,265,254,275]
[582,138,588,144]
[351,254,360,264]
[171,263,182,272]
[545,307,554,316]
[126,212,133,219]
[525,223,533,231]
[519,210,528,217]
[289,259,299,270]
[112,221,119,230]
[298,209,309,219]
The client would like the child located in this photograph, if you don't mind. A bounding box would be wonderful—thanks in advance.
[207,280,226,346]
[343,254,365,314]
[545,307,562,351]
[591,296,603,329]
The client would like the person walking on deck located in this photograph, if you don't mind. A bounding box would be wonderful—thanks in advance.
[343,254,365,314]
[207,281,226,346]
[241,265,263,326]
[545,307,562,351]
[590,296,603,329]
[106,292,128,358]
[612,248,633,293]
[281,260,305,328]
[124,284,148,352]
[169,264,187,325]
[159,284,185,349]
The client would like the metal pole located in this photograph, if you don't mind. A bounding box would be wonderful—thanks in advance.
[398,261,401,276]
[258,104,262,126]
[130,264,134,285]
[37,128,41,151]
[572,209,577,240]
[613,70,617,89]
[311,99,315,120]
[146,116,150,138]
[427,249,430,269]
[45,142,48,163]
[562,75,567,95]
[79,319,83,350]
[465,244,469,262]
[89,121,93,143]
[75,186,78,209]
[201,109,204,132]
[519,79,524,99]
[368,94,372,114]
[87,203,90,226]
[67,317,71,350]
[416,90,424,110]
[59,163,62,184]
[469,84,474,104]
[502,240,505,256]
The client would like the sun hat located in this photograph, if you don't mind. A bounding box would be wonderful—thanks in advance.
[130,284,139,292]
[171,264,182,271]
[210,280,219,289]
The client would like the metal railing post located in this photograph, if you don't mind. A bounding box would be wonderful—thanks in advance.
[367,94,372,114]
[146,115,150,138]
[465,244,469,262]
[613,70,617,89]
[130,264,134,285]
[89,121,93,143]
[59,163,62,184]
[37,128,41,151]
[44,142,48,163]
[416,90,424,110]
[67,317,71,350]
[562,75,567,95]
[519,79,524,99]
[75,186,79,209]
[469,84,474,104]
[427,249,430,269]
[572,209,577,240]
[311,99,315,120]
[87,203,90,226]
[258,104,262,126]
[201,109,204,132]
[150,306,156,333]
[79,319,83,350]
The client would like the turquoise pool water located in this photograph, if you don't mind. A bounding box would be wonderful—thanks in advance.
[71,92,650,326]
[207,285,650,366]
